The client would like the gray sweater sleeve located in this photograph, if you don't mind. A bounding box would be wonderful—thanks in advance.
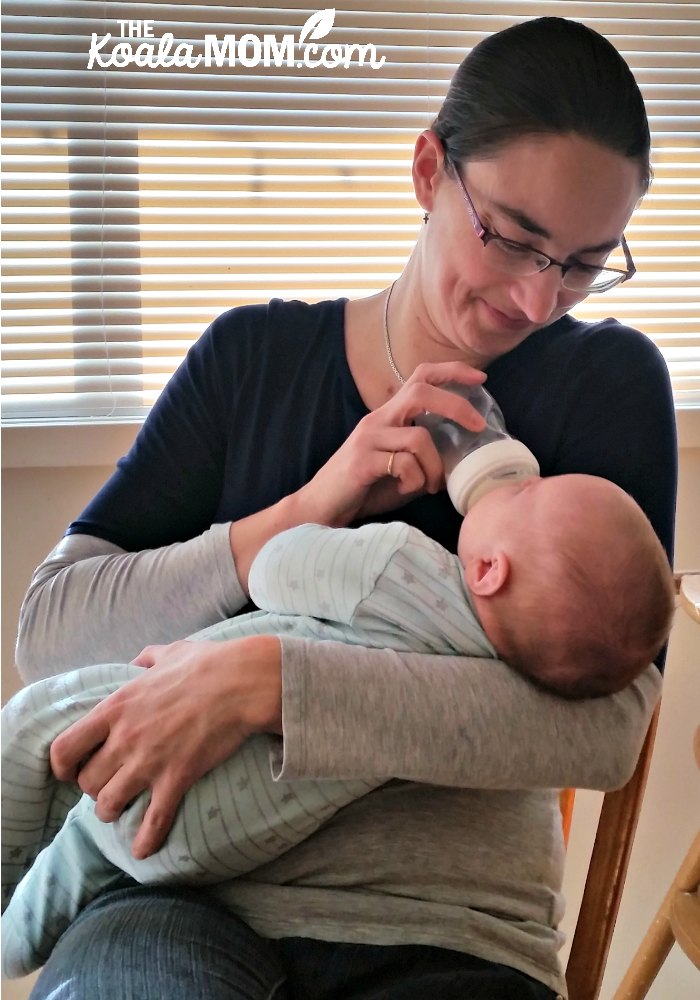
[17,531,661,794]
[15,527,246,683]
[276,637,662,792]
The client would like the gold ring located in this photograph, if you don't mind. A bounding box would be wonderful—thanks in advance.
[387,451,396,477]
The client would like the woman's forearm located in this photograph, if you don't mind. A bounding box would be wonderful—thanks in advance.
[276,638,662,792]
[17,477,348,684]
[15,525,246,682]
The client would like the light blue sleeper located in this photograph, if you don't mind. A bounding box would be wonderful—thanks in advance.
[1,521,495,978]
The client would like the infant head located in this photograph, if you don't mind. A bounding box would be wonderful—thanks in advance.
[458,474,675,698]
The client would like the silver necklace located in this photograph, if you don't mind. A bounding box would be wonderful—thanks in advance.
[383,281,406,385]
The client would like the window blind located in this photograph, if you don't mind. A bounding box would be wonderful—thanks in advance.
[2,0,699,422]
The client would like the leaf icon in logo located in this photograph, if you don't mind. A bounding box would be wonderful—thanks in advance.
[299,9,336,46]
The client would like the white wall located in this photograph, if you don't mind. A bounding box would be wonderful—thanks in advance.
[2,440,699,1000]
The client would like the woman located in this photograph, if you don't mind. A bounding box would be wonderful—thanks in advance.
[17,17,676,1000]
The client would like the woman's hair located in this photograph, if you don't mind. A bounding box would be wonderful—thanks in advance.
[432,17,651,191]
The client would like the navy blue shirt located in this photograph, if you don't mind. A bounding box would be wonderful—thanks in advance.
[69,298,677,663]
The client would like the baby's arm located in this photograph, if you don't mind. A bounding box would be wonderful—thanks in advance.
[248,521,411,622]
[249,521,495,657]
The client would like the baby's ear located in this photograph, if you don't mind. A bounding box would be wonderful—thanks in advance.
[465,551,510,597]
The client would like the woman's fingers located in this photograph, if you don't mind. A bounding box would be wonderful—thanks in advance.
[131,643,171,668]
[90,761,189,858]
[50,706,111,782]
[407,359,487,389]
[50,636,282,856]
[384,447,435,495]
[364,424,444,491]
[295,360,488,525]
[386,373,487,433]
[130,778,189,859]
[92,766,140,822]
[76,746,124,802]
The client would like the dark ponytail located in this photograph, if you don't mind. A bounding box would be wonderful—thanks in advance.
[432,17,651,191]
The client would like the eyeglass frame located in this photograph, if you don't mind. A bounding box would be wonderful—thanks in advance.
[447,158,636,293]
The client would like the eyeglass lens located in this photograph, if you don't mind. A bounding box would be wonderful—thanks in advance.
[482,239,627,292]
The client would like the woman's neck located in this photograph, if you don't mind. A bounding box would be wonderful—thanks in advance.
[344,290,401,411]
[343,261,484,411]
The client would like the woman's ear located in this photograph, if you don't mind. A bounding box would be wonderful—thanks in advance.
[465,551,511,597]
[412,130,445,215]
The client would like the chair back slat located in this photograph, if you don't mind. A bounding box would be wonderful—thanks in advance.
[566,706,660,1000]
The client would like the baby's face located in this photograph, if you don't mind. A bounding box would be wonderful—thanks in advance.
[457,476,543,567]
[457,473,619,568]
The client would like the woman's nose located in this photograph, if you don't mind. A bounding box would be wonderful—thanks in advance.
[510,267,563,325]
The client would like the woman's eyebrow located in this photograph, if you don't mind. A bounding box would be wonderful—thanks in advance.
[492,200,550,239]
[575,236,622,255]
[492,199,621,255]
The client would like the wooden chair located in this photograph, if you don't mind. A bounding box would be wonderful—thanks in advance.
[610,574,700,999]
[563,572,699,1000]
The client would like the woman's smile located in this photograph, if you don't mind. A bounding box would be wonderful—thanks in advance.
[479,299,532,332]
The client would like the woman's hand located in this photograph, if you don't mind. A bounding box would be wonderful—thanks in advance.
[297,360,488,525]
[49,635,282,859]
[230,360,487,597]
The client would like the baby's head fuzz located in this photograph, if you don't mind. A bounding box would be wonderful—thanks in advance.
[465,474,675,699]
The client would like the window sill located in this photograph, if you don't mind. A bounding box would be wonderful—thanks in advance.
[2,408,700,470]
[2,420,141,469]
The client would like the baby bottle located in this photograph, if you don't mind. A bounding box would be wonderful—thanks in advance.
[416,383,540,514]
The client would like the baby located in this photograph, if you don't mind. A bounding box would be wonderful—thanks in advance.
[1,473,674,978]
[459,472,674,699]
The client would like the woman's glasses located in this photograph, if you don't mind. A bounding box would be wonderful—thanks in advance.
[451,163,636,294]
